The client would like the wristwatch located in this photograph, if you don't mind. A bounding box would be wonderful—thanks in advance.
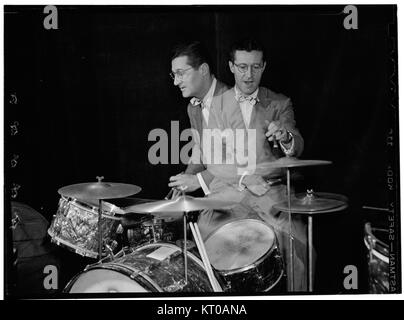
[282,130,294,144]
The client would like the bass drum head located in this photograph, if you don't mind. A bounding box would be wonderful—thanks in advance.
[205,219,275,271]
[68,268,148,293]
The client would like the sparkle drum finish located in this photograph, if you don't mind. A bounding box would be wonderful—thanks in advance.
[65,242,220,293]
[48,196,123,258]
[364,222,389,293]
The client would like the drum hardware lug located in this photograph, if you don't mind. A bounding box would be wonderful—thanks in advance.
[104,242,117,261]
[164,279,187,292]
[224,280,232,292]
[129,270,140,280]
[116,224,124,234]
[84,264,92,271]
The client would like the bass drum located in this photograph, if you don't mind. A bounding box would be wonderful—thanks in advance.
[65,242,220,293]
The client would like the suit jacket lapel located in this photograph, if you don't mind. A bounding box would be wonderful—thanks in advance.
[229,87,248,130]
[249,87,272,129]
[189,102,203,144]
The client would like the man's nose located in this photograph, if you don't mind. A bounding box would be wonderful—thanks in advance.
[173,76,181,86]
[244,66,253,78]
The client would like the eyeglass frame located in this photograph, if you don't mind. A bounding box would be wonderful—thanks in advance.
[169,67,194,80]
[231,62,265,74]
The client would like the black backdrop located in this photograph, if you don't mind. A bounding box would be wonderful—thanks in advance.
[4,5,400,295]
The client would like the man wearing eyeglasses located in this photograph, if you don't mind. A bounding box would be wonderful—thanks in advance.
[168,41,229,195]
[200,39,308,291]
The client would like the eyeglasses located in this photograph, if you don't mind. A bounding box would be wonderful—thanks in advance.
[233,63,264,74]
[169,67,193,80]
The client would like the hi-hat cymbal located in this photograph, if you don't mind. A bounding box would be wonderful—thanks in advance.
[58,181,141,200]
[273,191,347,214]
[124,195,237,219]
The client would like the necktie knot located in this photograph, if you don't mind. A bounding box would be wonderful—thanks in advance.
[235,92,258,105]
[190,97,203,107]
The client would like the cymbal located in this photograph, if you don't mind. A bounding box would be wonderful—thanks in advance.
[124,195,237,219]
[253,158,332,175]
[273,191,347,214]
[58,181,141,200]
[295,192,348,203]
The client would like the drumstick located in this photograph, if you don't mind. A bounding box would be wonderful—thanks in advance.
[196,225,223,292]
[164,188,174,200]
[194,223,223,291]
[189,223,221,292]
[189,222,222,292]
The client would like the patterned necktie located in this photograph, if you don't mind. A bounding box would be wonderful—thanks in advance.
[190,97,203,107]
[235,92,258,105]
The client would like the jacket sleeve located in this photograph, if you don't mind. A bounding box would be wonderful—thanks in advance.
[278,98,304,157]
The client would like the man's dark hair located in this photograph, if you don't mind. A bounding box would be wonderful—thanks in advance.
[229,38,267,63]
[171,41,215,74]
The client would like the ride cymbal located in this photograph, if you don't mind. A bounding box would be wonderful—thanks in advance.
[253,157,332,173]
[124,195,237,219]
[58,180,141,200]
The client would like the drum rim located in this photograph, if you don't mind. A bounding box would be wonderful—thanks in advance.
[263,269,284,292]
[60,196,120,218]
[64,263,162,293]
[364,238,389,264]
[204,218,277,274]
[48,231,99,258]
[364,222,389,248]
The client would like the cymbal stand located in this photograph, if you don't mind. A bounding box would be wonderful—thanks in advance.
[98,199,103,261]
[308,214,314,292]
[183,211,188,284]
[287,168,295,292]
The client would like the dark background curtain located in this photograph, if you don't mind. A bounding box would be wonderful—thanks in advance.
[4,5,399,294]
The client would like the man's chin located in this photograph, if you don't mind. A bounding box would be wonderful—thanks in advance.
[181,91,190,98]
[239,83,258,95]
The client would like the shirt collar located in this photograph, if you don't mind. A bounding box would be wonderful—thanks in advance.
[190,77,217,109]
[234,85,260,102]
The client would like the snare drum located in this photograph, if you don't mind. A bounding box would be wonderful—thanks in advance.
[204,219,284,292]
[48,196,124,258]
[364,222,389,293]
[65,242,220,293]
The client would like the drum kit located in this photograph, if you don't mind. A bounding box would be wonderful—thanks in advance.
[48,157,349,294]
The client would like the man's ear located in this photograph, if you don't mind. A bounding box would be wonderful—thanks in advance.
[228,61,235,74]
[199,62,210,76]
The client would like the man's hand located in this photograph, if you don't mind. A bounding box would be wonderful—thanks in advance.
[168,173,200,193]
[241,174,270,196]
[265,120,290,143]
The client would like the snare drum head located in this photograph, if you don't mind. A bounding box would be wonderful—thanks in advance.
[205,219,275,271]
[68,269,148,293]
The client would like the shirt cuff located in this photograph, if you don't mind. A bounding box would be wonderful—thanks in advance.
[196,173,211,195]
[280,132,295,156]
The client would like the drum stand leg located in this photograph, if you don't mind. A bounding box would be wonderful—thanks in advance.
[98,199,103,261]
[308,215,314,292]
[287,168,295,292]
[183,212,188,284]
